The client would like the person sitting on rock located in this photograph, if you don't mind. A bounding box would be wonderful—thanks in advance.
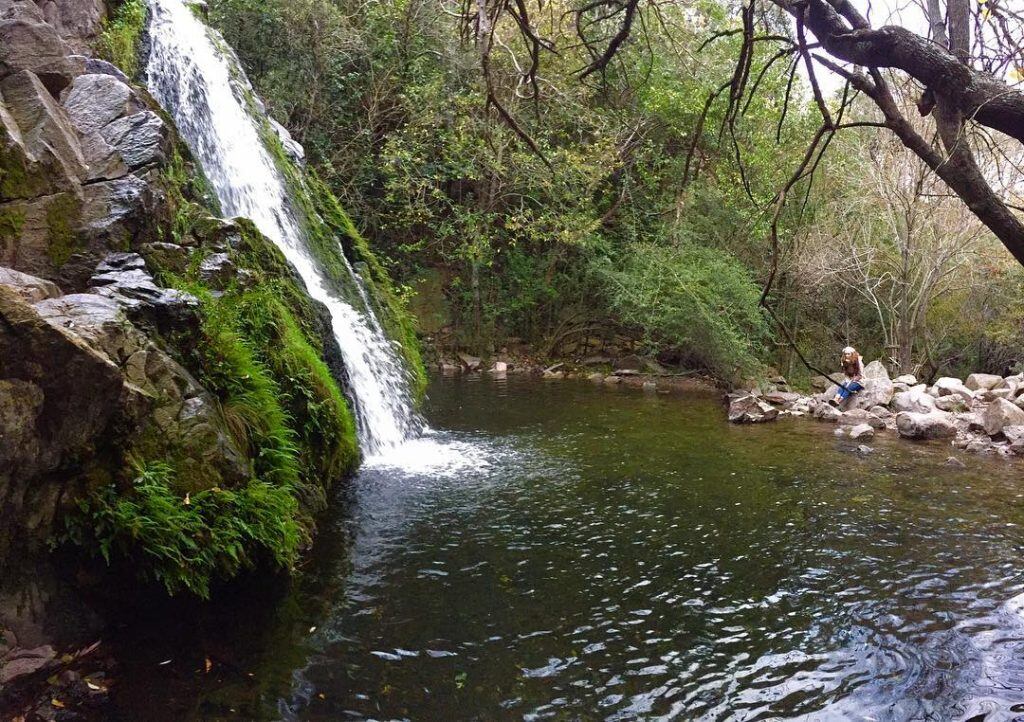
[832,346,865,406]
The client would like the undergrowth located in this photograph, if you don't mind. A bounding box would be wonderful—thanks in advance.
[65,461,301,599]
[99,0,146,78]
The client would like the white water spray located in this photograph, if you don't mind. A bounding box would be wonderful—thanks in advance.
[145,0,425,458]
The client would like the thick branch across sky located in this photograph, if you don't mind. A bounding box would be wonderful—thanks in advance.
[776,0,1024,145]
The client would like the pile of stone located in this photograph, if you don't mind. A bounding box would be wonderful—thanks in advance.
[727,361,1024,458]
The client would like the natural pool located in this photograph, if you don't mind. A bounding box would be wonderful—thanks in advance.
[107,375,1024,720]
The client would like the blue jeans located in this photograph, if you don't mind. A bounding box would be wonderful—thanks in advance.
[836,380,863,401]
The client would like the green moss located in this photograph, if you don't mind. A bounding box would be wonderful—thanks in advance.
[229,287,360,487]
[99,0,146,79]
[64,269,359,596]
[305,172,428,398]
[64,460,302,599]
[0,145,44,201]
[177,273,359,496]
[259,129,428,400]
[0,205,25,243]
[44,194,83,268]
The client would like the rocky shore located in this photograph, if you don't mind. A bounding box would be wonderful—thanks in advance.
[728,360,1024,459]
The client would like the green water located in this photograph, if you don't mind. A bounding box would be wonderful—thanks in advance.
[109,375,1024,720]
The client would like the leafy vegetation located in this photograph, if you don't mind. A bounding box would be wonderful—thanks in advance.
[208,0,1020,384]
[99,0,146,79]
[66,461,301,598]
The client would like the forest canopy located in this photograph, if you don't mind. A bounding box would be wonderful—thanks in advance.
[208,0,1024,384]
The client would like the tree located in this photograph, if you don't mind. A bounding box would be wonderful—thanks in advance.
[457,0,1023,265]
[797,127,990,374]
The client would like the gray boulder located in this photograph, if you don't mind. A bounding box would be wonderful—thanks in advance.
[982,398,1024,437]
[100,110,167,169]
[728,394,779,423]
[896,411,957,440]
[813,401,841,422]
[891,389,937,414]
[89,252,198,331]
[1,69,86,183]
[965,373,1005,392]
[934,394,969,413]
[60,73,136,134]
[846,360,894,411]
[838,408,885,429]
[35,0,106,52]
[934,377,974,402]
[0,2,76,93]
[894,374,917,385]
[849,423,875,440]
[0,265,59,302]
[198,251,236,289]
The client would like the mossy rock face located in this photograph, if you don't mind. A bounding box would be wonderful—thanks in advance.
[259,130,427,400]
[44,193,85,267]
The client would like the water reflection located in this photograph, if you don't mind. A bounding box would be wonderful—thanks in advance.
[120,375,1024,720]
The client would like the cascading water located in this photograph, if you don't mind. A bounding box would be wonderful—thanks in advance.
[144,0,424,459]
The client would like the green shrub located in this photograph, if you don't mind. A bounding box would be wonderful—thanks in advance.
[66,461,301,598]
[596,242,767,381]
[99,0,146,78]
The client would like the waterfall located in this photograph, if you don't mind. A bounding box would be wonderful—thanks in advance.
[144,0,424,458]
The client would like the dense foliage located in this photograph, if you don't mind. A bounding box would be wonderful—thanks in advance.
[208,0,1018,383]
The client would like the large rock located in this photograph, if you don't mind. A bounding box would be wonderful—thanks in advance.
[846,360,894,411]
[0,285,125,556]
[35,0,106,52]
[1,92,76,201]
[89,252,198,332]
[60,73,136,135]
[982,398,1024,437]
[0,69,86,184]
[812,401,841,422]
[34,291,247,491]
[965,373,1005,392]
[934,394,969,413]
[100,110,167,169]
[0,264,58,301]
[0,1,76,93]
[895,411,956,440]
[849,423,875,440]
[934,377,974,402]
[838,408,885,429]
[728,394,779,423]
[1,175,154,289]
[1003,425,1024,455]
[891,389,937,414]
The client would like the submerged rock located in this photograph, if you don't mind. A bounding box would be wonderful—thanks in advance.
[728,394,779,424]
[849,423,875,440]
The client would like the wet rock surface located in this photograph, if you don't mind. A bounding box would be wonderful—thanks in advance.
[718,362,1024,460]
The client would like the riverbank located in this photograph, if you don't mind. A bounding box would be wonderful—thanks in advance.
[434,351,722,394]
[439,352,1024,462]
[727,361,1024,460]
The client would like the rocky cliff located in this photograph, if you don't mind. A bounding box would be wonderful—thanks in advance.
[0,0,362,594]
